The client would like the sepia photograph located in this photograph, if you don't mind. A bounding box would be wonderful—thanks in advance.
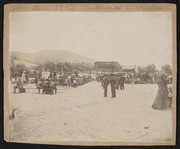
[4,4,176,146]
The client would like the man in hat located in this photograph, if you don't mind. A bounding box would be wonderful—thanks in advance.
[103,75,109,97]
[110,74,116,98]
[36,78,44,93]
[119,74,125,90]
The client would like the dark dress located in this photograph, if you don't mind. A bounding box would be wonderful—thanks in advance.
[152,78,171,110]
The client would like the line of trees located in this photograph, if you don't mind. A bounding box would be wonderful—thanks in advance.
[10,56,172,79]
[34,61,93,73]
[138,63,172,76]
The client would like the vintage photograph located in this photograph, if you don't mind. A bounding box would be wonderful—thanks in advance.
[4,4,176,145]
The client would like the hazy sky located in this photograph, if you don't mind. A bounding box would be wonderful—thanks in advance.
[9,11,172,69]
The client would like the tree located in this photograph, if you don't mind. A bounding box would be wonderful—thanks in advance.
[63,62,73,73]
[145,63,156,74]
[161,64,172,75]
[137,66,146,73]
[43,61,56,72]
[9,54,19,73]
[9,54,26,79]
[16,63,26,71]
[56,62,63,72]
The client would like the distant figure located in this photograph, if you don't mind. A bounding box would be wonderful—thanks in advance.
[72,79,78,87]
[49,80,57,94]
[9,108,17,121]
[14,77,26,93]
[103,75,109,97]
[21,71,26,84]
[49,73,53,80]
[119,75,125,90]
[168,86,172,101]
[100,75,104,87]
[36,78,44,93]
[59,77,63,86]
[168,79,173,107]
[110,74,116,98]
[115,75,120,90]
[43,79,50,94]
[152,74,172,110]
[25,71,29,84]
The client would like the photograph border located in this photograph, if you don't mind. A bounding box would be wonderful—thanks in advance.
[3,3,177,146]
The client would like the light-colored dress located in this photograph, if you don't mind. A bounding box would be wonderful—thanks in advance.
[21,72,26,82]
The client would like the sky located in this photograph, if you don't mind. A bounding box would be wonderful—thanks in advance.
[9,11,172,69]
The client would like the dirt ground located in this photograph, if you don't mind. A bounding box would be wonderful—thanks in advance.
[8,81,173,143]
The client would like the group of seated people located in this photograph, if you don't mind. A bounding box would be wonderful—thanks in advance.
[58,75,92,87]
[13,77,57,95]
[35,74,93,94]
[13,72,94,94]
[36,78,57,94]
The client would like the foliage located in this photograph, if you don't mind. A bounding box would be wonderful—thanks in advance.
[33,62,92,74]
[10,55,26,74]
[137,66,145,73]
[145,63,157,74]
[161,64,172,75]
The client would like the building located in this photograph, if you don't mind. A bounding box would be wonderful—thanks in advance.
[93,61,122,72]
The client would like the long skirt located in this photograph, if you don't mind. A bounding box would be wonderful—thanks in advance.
[152,89,171,110]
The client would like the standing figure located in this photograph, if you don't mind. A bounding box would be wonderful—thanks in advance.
[36,78,44,93]
[103,75,109,97]
[119,75,125,90]
[110,74,116,98]
[25,71,30,84]
[116,75,120,90]
[14,77,24,93]
[49,73,53,80]
[59,77,63,86]
[152,74,172,110]
[21,71,26,84]
[100,75,104,87]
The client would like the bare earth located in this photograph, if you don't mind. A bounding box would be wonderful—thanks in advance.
[9,81,172,143]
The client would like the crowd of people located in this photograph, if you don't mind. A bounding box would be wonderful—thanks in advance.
[98,72,173,110]
[96,72,157,84]
[35,72,95,94]
[12,69,173,111]
[11,69,159,86]
[12,70,95,94]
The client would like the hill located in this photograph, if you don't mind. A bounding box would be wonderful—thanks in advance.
[10,50,96,66]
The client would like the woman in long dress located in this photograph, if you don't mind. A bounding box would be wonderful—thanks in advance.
[152,74,172,110]
[21,71,26,84]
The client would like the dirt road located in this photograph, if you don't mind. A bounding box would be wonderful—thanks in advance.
[9,81,172,143]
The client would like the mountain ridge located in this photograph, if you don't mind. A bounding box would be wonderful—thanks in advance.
[10,50,96,66]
